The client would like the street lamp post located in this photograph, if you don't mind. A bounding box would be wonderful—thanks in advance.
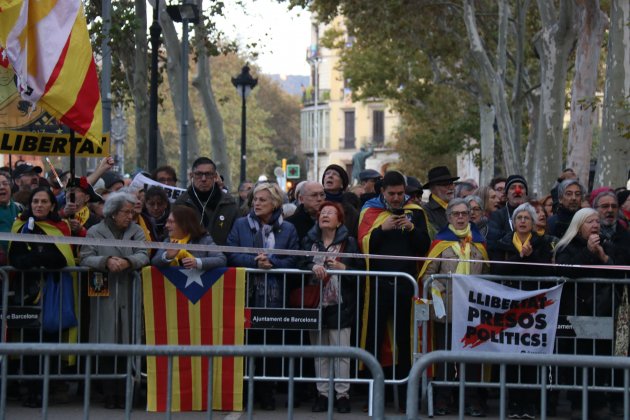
[167,0,199,187]
[231,65,258,185]
[148,0,161,172]
[307,46,321,181]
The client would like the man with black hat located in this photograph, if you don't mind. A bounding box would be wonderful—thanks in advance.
[322,164,359,237]
[405,176,423,206]
[358,169,382,206]
[13,163,42,192]
[422,166,459,234]
[487,174,529,254]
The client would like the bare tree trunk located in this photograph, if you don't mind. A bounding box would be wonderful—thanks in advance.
[567,0,607,187]
[160,8,199,176]
[532,0,577,197]
[132,0,149,170]
[479,99,495,186]
[463,0,522,176]
[523,88,541,187]
[594,0,630,188]
[511,0,530,166]
[191,16,232,189]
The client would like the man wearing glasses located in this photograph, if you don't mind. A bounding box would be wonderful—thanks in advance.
[422,166,460,235]
[175,157,238,245]
[286,181,325,241]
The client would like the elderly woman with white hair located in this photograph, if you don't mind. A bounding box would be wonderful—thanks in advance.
[80,191,150,409]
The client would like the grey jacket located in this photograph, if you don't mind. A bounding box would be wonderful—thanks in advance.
[80,220,149,344]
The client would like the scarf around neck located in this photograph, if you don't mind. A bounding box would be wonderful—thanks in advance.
[247,208,283,250]
[512,232,532,253]
[170,235,194,266]
[447,223,472,274]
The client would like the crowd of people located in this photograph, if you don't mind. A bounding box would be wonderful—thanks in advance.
[2,157,630,418]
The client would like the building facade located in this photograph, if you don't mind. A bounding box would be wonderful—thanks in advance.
[300,16,400,183]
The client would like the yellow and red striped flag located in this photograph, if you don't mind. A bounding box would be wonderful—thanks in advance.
[142,266,246,412]
[0,0,103,145]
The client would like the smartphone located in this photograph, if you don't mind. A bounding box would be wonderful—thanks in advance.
[392,208,405,216]
[68,192,75,203]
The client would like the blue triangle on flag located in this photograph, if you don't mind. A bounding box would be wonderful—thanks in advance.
[158,266,228,304]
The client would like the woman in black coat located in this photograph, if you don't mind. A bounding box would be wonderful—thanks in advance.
[554,207,619,420]
[300,201,363,414]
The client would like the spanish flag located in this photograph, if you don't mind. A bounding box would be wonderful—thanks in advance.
[142,266,246,412]
[0,0,103,145]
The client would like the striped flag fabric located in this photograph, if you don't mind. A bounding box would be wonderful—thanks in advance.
[0,0,103,145]
[142,266,246,412]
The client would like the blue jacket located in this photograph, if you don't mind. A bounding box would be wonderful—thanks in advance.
[226,216,300,269]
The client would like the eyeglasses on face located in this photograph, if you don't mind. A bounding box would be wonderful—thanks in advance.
[450,211,469,218]
[193,171,216,179]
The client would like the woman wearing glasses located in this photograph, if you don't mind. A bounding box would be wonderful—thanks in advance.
[80,192,150,409]
[419,198,489,416]
[492,202,558,419]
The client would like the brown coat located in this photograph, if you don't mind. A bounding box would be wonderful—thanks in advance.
[421,244,488,321]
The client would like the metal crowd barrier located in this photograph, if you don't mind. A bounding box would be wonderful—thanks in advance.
[0,266,143,383]
[240,268,418,386]
[0,343,386,420]
[406,350,630,420]
[419,274,630,417]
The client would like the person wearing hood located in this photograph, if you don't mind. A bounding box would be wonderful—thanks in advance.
[322,164,359,237]
[226,182,299,411]
[547,179,585,238]
[300,201,363,414]
[175,157,238,245]
[140,186,170,243]
[357,170,431,412]
[486,174,529,255]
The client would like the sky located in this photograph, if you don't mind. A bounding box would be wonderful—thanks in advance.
[216,0,312,76]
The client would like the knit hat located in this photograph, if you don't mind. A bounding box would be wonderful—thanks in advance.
[322,164,349,191]
[100,171,124,190]
[590,186,613,207]
[505,175,528,195]
[617,190,630,207]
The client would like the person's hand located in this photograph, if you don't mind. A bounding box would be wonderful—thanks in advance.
[106,256,128,272]
[64,201,79,216]
[587,234,608,262]
[68,218,82,234]
[381,215,400,231]
[396,215,413,231]
[97,156,115,173]
[255,253,273,269]
[520,241,533,258]
[165,248,179,259]
[180,257,197,269]
[325,259,346,271]
[312,264,327,280]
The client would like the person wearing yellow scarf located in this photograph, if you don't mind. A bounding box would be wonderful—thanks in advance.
[152,206,226,270]
[418,198,489,417]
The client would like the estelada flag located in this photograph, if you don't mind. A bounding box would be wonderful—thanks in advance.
[142,266,246,412]
[0,0,103,145]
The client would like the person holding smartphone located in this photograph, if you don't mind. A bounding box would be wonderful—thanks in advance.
[357,170,431,412]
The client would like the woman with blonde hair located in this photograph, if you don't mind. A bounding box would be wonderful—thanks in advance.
[226,182,299,410]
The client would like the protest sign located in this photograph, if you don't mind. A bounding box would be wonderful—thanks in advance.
[129,172,186,203]
[452,275,563,354]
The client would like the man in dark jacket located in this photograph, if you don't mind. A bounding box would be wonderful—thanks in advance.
[358,170,431,410]
[422,166,459,234]
[175,157,238,245]
[322,164,359,237]
[547,179,584,239]
[487,174,529,255]
[286,181,325,241]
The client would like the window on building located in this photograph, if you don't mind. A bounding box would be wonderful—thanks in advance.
[373,110,385,145]
[344,110,355,149]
